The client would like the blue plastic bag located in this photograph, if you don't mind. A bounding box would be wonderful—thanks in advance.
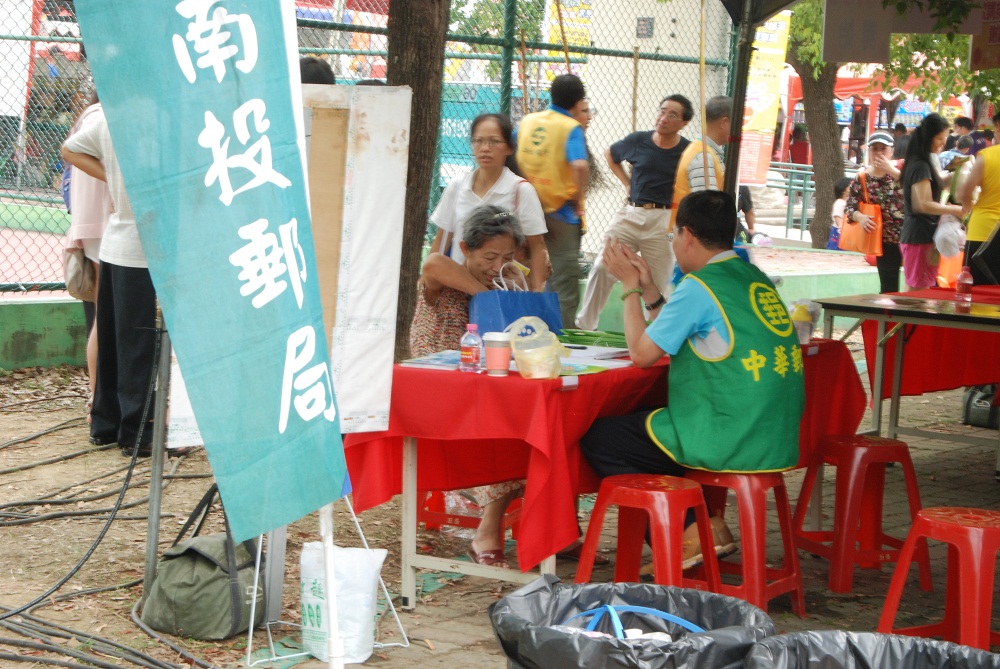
[469,290,563,336]
[826,225,841,250]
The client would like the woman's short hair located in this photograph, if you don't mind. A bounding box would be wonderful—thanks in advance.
[462,205,525,251]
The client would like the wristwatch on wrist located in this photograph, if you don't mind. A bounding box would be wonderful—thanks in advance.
[645,294,666,310]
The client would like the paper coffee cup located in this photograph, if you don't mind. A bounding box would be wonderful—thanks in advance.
[482,332,511,377]
[794,321,814,346]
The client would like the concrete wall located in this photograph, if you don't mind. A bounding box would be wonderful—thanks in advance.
[0,297,86,370]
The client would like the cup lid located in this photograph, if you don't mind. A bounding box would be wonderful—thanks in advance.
[482,331,511,342]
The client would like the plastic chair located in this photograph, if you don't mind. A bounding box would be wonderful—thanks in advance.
[687,470,805,616]
[574,474,721,591]
[418,490,521,538]
[878,507,1000,651]
[793,434,931,593]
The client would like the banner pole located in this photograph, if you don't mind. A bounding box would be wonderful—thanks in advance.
[320,503,345,669]
[141,306,170,609]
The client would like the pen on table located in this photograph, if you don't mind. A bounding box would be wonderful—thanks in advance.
[564,345,586,349]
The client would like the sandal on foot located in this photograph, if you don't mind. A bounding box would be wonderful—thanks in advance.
[466,547,508,568]
[557,543,610,565]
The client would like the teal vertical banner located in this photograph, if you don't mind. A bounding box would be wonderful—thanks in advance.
[75,0,348,542]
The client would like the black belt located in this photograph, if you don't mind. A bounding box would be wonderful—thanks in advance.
[627,200,670,210]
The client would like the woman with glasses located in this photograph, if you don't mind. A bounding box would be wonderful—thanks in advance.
[430,113,549,291]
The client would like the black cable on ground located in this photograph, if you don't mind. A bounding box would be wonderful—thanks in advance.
[0,636,140,669]
[0,442,117,475]
[0,394,88,411]
[129,600,220,669]
[0,459,185,526]
[0,417,87,450]
[0,327,162,622]
[0,652,101,669]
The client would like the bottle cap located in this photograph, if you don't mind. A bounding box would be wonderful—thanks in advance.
[467,323,478,332]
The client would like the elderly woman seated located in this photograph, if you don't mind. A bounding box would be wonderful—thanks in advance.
[410,204,526,567]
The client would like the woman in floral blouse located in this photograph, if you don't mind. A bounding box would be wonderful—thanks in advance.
[844,131,906,293]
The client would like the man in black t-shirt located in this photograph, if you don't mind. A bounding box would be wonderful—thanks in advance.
[575,94,692,330]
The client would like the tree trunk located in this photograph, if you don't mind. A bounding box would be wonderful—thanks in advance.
[387,0,450,361]
[786,50,840,249]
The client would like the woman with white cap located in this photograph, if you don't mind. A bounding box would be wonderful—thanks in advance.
[843,131,905,292]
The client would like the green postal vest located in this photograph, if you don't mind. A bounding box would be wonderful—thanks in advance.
[646,257,805,472]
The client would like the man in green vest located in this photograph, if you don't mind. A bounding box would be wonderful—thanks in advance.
[516,74,590,328]
[580,190,805,567]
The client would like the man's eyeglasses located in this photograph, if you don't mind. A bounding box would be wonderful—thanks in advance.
[667,232,676,243]
[659,110,683,121]
[472,138,506,148]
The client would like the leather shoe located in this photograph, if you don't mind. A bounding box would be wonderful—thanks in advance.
[120,444,152,458]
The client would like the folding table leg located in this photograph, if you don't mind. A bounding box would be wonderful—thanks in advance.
[871,320,886,435]
[401,436,418,610]
[887,325,907,440]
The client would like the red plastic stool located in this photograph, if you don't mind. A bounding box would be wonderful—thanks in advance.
[879,507,1000,651]
[418,491,521,538]
[574,474,721,591]
[793,434,931,593]
[687,470,805,616]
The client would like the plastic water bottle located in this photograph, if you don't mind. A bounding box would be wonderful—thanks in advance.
[459,324,483,373]
[955,266,973,303]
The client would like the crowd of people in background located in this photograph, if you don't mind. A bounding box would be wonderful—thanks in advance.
[830,110,1000,292]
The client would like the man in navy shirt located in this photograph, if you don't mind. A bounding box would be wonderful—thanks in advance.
[575,94,692,330]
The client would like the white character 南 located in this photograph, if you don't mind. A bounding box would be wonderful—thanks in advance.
[279,326,337,434]
[200,99,291,206]
[172,0,258,84]
[229,217,306,309]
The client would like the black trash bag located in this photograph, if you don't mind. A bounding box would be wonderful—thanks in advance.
[744,631,1000,669]
[489,574,775,669]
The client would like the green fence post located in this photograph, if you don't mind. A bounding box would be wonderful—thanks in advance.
[499,0,517,117]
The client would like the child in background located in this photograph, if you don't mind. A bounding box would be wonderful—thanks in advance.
[827,177,853,250]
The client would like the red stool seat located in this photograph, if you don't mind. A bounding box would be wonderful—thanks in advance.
[879,507,1000,651]
[574,474,721,591]
[418,491,521,538]
[688,470,805,616]
[793,434,931,593]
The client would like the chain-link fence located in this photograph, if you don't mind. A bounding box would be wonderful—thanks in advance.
[1,0,733,293]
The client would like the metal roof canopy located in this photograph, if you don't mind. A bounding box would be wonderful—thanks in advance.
[721,0,799,194]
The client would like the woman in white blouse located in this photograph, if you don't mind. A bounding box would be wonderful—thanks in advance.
[430,113,549,291]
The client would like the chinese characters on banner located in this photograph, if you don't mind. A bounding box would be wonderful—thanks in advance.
[738,10,791,186]
[75,0,348,542]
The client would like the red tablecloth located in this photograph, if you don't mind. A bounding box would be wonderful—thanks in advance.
[344,362,669,570]
[798,339,867,468]
[861,287,1000,400]
[345,340,865,571]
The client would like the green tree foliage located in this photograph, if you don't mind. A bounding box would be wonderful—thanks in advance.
[450,0,545,41]
[786,0,842,248]
[448,0,545,81]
